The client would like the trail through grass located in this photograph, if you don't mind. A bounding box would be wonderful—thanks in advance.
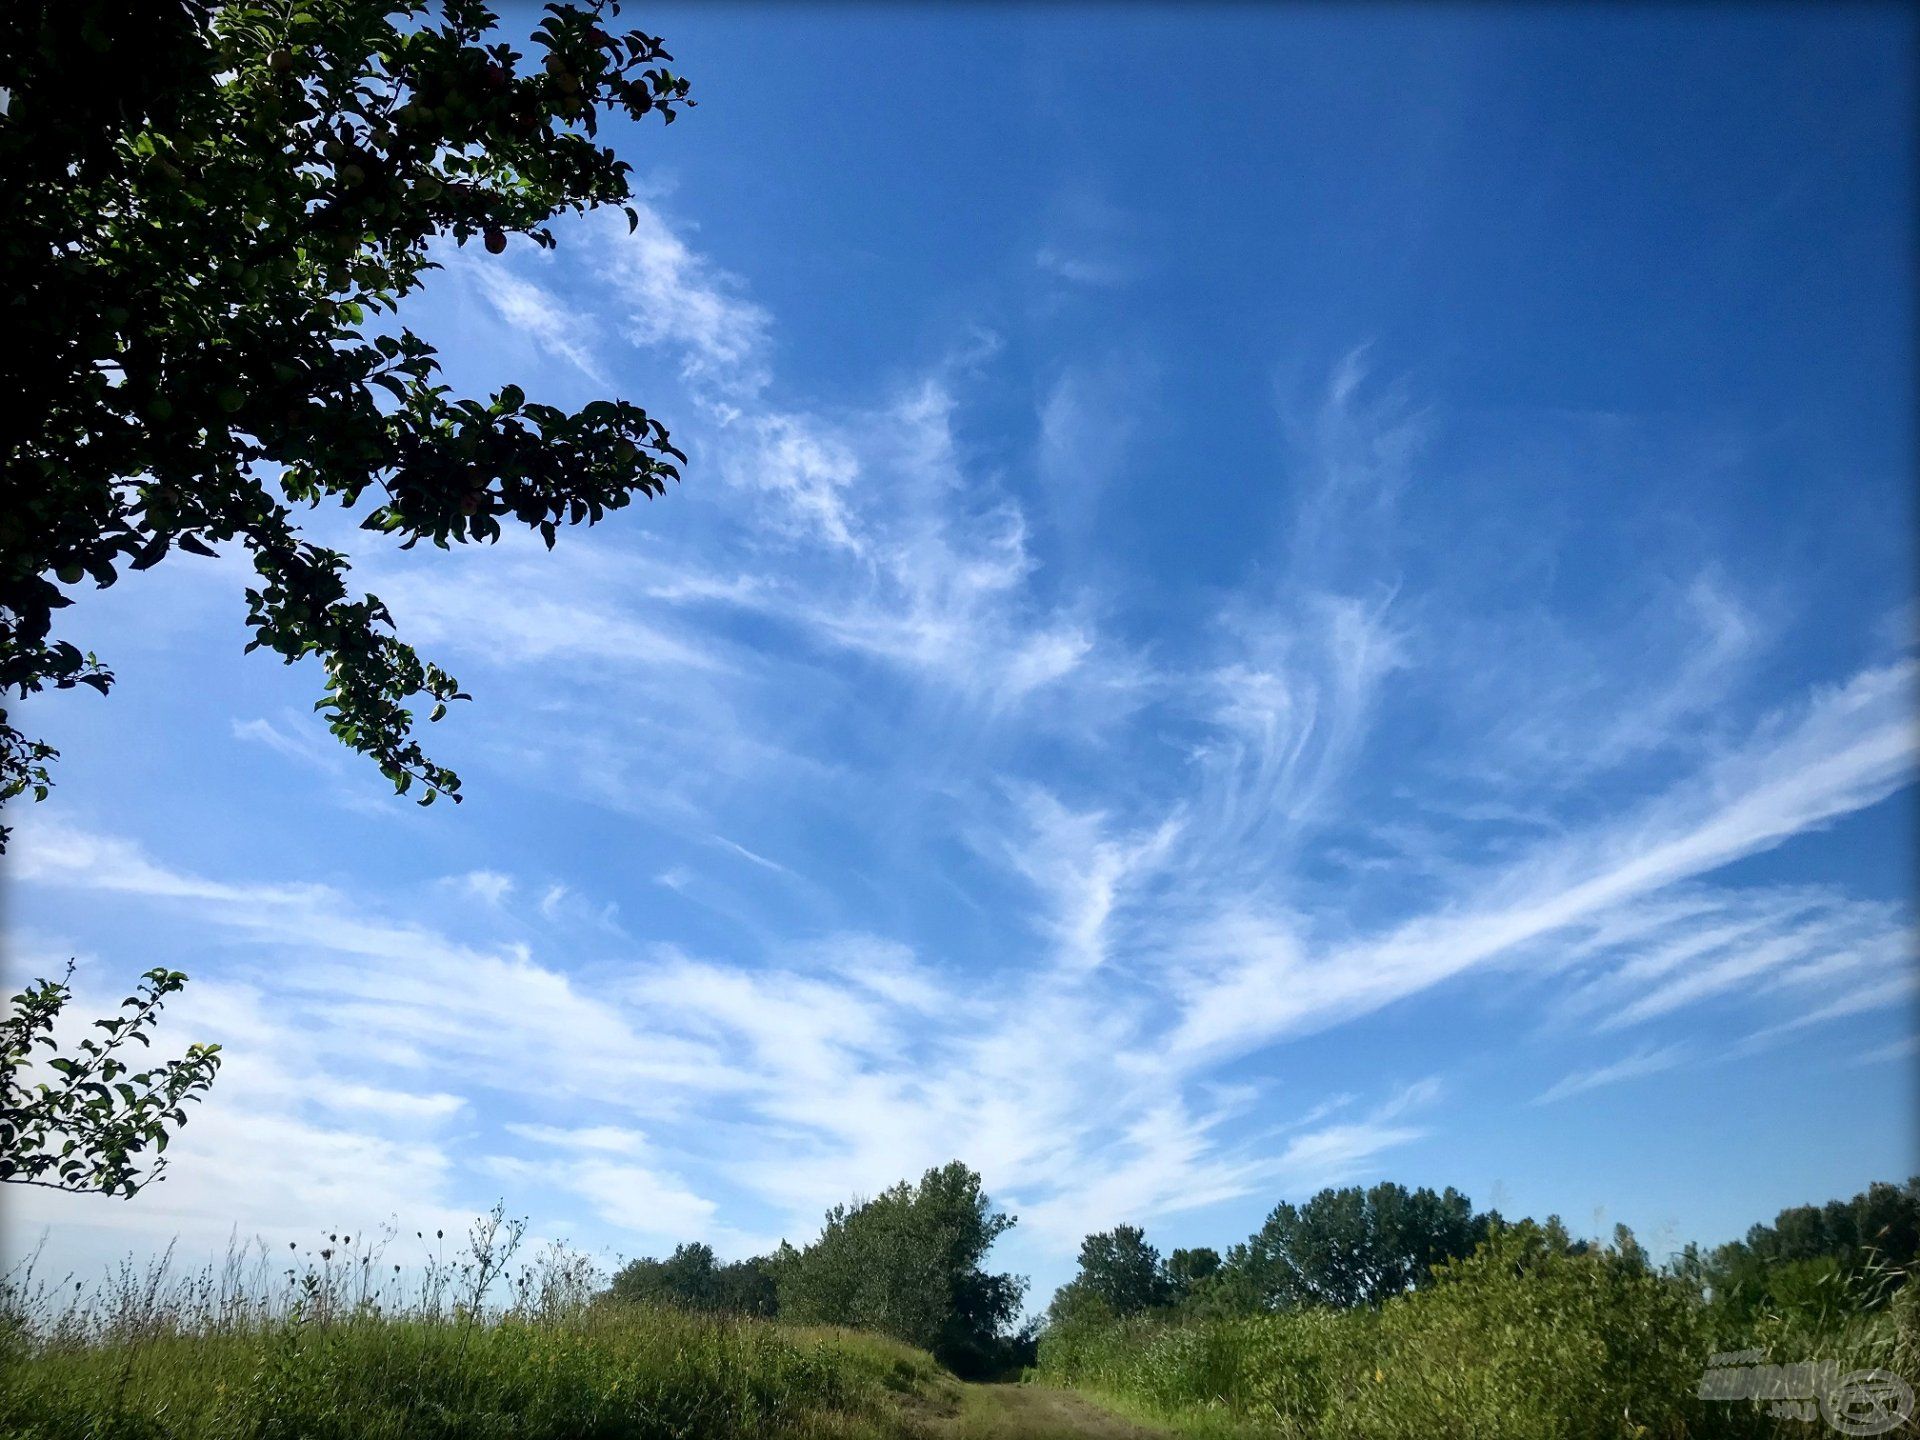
[916,1383,1176,1440]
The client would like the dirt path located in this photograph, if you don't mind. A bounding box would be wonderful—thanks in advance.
[910,1381,1176,1440]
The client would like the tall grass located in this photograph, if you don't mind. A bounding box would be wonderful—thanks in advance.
[1036,1227,1919,1440]
[0,1212,948,1440]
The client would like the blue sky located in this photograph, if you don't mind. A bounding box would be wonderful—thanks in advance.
[7,4,1917,1304]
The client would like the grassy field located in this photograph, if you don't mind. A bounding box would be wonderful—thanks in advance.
[1,1301,962,1440]
[0,1226,965,1440]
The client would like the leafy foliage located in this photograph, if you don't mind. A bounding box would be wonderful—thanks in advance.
[1165,1245,1221,1300]
[607,1243,780,1318]
[1049,1225,1173,1324]
[1221,1180,1492,1311]
[0,0,694,844]
[773,1160,1029,1376]
[0,963,221,1196]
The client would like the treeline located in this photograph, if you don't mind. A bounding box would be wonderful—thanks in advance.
[1676,1176,1920,1325]
[1046,1176,1919,1325]
[1049,1182,1499,1323]
[604,1160,1030,1377]
[1035,1176,1920,1437]
[607,1245,779,1319]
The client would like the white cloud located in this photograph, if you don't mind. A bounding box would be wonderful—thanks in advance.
[1164,659,1917,1061]
[1534,1044,1687,1105]
[14,819,734,1112]
[997,788,1180,974]
[463,259,608,384]
[1274,1120,1426,1182]
[599,204,772,401]
[1850,1036,1919,1067]
[505,1123,650,1156]
[1185,590,1405,858]
[232,717,342,774]
[450,870,515,906]
[723,412,864,552]
[1036,357,1147,508]
[324,1083,469,1121]
[376,548,726,675]
[1034,247,1132,287]
[705,833,794,877]
[1458,569,1767,788]
[1745,970,1920,1043]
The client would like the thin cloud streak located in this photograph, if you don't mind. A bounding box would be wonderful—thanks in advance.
[1534,1044,1687,1106]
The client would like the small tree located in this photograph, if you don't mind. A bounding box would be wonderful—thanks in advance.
[2,0,697,1201]
[0,964,222,1196]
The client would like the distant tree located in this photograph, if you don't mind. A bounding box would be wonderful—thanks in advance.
[1535,1213,1592,1261]
[1610,1222,1651,1275]
[1166,1245,1221,1300]
[774,1161,1027,1376]
[1682,1177,1919,1323]
[0,0,695,847]
[607,1241,778,1317]
[1758,1179,1920,1273]
[1051,1225,1171,1322]
[1223,1182,1490,1310]
[0,964,221,1196]
[609,1241,714,1309]
[709,1252,780,1317]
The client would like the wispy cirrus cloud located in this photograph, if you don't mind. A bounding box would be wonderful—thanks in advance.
[599,204,772,404]
[462,257,609,385]
[1534,1044,1687,1106]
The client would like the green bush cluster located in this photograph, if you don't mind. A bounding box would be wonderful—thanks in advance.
[1037,1221,1908,1440]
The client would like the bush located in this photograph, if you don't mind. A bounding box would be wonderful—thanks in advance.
[1343,1222,1711,1439]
